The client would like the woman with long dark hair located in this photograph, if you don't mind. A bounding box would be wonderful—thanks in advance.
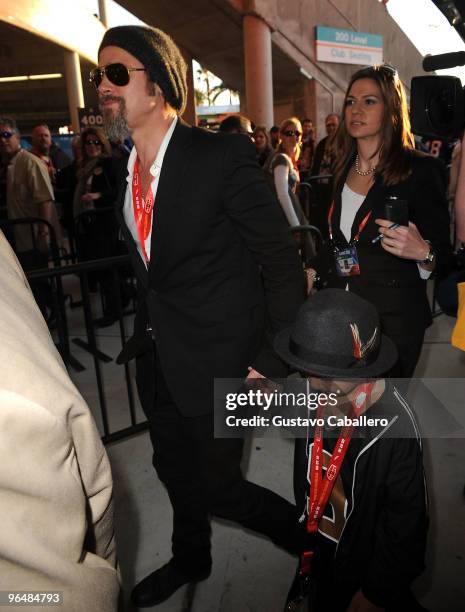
[308,64,452,377]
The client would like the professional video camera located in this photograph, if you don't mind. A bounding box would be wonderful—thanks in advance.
[410,0,465,140]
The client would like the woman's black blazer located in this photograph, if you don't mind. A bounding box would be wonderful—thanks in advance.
[314,151,452,332]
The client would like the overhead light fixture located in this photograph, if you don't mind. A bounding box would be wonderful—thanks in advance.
[29,73,62,80]
[0,73,63,83]
[0,76,28,82]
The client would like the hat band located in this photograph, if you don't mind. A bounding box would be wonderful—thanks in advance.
[289,338,377,371]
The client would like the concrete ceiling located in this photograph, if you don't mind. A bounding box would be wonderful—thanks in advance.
[119,0,305,100]
[0,0,304,133]
[0,20,98,132]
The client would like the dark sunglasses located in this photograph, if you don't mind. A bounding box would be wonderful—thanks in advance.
[0,131,14,139]
[282,130,301,138]
[89,63,146,88]
[85,139,102,146]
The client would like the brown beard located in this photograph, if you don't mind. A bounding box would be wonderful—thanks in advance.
[99,95,130,142]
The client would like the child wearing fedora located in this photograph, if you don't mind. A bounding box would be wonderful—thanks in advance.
[274,289,428,612]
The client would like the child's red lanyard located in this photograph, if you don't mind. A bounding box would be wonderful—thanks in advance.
[132,158,154,263]
[327,201,372,244]
[300,382,375,576]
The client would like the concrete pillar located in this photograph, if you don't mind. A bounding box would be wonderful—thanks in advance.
[98,0,109,28]
[243,15,273,128]
[181,50,197,126]
[63,51,85,133]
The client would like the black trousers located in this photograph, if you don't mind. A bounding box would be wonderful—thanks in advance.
[139,352,300,572]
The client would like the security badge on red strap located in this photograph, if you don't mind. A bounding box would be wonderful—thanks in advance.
[132,158,154,263]
[299,382,375,578]
[328,202,372,277]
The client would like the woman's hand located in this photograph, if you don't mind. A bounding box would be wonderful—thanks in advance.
[375,218,430,263]
[346,589,385,612]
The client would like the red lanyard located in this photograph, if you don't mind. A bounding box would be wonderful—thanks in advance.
[327,201,372,244]
[132,158,154,263]
[300,382,375,576]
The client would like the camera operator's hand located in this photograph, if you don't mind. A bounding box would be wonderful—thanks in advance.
[375,219,433,268]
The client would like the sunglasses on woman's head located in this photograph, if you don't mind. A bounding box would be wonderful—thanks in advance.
[373,64,398,79]
[89,63,146,88]
[85,140,101,146]
[282,130,301,138]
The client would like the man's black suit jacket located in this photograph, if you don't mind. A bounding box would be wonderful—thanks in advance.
[115,119,304,416]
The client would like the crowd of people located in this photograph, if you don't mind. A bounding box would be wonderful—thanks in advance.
[0,21,464,612]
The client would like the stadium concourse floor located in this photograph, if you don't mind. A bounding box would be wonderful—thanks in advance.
[62,280,465,612]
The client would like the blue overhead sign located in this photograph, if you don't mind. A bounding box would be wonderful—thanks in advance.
[315,26,383,66]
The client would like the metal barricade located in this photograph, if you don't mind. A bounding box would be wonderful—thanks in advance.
[26,255,148,445]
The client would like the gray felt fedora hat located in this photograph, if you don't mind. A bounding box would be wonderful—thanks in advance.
[274,289,398,378]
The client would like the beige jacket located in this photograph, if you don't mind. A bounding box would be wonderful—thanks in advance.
[0,232,119,611]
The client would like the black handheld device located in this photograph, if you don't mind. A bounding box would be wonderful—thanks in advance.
[384,197,409,226]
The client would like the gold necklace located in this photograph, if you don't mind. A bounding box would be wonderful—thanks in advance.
[355,155,377,176]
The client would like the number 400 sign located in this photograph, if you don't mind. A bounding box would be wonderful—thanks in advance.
[78,107,104,131]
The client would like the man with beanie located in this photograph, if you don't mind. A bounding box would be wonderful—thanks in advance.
[93,25,303,607]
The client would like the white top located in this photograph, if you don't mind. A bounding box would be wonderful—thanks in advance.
[340,183,365,242]
[273,157,300,227]
[124,115,178,265]
[341,182,431,279]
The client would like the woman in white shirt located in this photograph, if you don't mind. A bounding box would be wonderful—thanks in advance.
[308,64,452,377]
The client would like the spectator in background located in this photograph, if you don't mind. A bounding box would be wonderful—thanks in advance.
[298,117,315,176]
[73,127,121,326]
[30,124,56,184]
[218,114,253,135]
[73,127,115,218]
[270,125,280,149]
[0,230,119,611]
[252,125,273,167]
[55,136,81,249]
[311,113,339,178]
[309,113,340,237]
[49,140,72,171]
[267,117,307,228]
[0,116,61,320]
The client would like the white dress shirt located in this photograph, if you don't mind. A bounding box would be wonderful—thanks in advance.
[124,116,178,265]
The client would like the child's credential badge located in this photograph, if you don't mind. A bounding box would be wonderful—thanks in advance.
[334,245,361,277]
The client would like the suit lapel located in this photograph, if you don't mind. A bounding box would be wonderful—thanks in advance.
[147,119,193,275]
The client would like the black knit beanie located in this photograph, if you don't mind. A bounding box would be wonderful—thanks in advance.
[98,25,187,114]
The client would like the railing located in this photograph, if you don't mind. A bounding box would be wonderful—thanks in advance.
[27,256,148,445]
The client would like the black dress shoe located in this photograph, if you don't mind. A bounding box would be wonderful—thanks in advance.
[130,559,211,607]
